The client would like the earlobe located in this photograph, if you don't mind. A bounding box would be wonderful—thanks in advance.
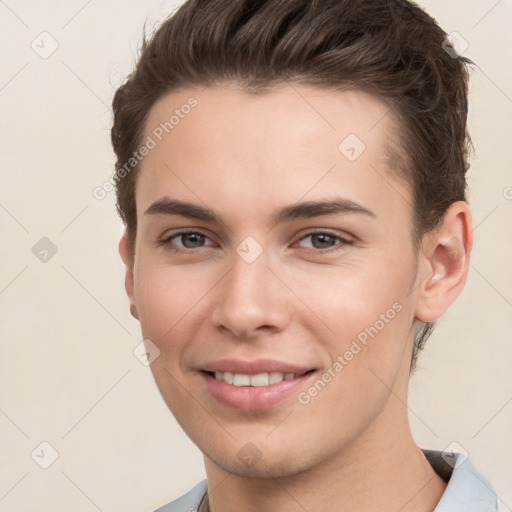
[415,202,473,323]
[118,231,139,321]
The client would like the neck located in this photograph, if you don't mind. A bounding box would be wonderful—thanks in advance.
[203,391,447,512]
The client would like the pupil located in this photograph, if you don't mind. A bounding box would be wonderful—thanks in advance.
[312,234,335,249]
[183,233,204,248]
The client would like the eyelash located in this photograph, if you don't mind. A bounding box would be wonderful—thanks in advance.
[159,229,354,255]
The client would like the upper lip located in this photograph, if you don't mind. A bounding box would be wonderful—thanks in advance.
[200,358,315,375]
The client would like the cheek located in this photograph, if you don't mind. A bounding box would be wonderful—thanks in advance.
[133,257,212,355]
[291,271,414,446]
[298,257,412,331]
[291,251,416,378]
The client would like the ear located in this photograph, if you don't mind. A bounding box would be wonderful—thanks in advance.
[415,201,473,323]
[118,230,139,320]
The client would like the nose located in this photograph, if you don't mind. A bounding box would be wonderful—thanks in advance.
[210,245,292,341]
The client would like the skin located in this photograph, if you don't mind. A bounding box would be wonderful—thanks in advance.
[119,83,472,512]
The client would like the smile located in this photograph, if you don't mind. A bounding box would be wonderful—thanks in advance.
[199,360,317,410]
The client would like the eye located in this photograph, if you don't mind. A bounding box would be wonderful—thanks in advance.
[296,231,353,253]
[160,230,215,251]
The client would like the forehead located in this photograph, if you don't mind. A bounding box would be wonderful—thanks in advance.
[136,83,410,227]
[143,83,395,158]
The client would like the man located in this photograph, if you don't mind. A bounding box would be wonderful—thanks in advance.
[111,0,498,510]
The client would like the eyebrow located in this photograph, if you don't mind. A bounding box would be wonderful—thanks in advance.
[144,197,376,224]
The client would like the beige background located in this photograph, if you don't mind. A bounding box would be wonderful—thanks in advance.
[0,0,511,510]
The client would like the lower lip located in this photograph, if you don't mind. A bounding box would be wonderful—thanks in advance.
[201,371,316,411]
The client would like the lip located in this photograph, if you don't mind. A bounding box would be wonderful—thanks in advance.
[200,358,313,375]
[198,358,317,411]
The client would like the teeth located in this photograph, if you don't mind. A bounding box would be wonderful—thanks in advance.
[269,372,284,384]
[250,373,269,386]
[233,373,250,386]
[212,371,301,386]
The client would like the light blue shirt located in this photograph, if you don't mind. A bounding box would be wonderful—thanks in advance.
[154,449,498,511]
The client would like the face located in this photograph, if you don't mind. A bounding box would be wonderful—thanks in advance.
[123,83,424,477]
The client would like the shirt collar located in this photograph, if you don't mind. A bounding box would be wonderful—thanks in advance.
[422,449,498,511]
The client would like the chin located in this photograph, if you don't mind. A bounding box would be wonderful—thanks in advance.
[203,442,325,480]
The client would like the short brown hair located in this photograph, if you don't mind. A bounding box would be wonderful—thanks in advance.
[111,0,473,370]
